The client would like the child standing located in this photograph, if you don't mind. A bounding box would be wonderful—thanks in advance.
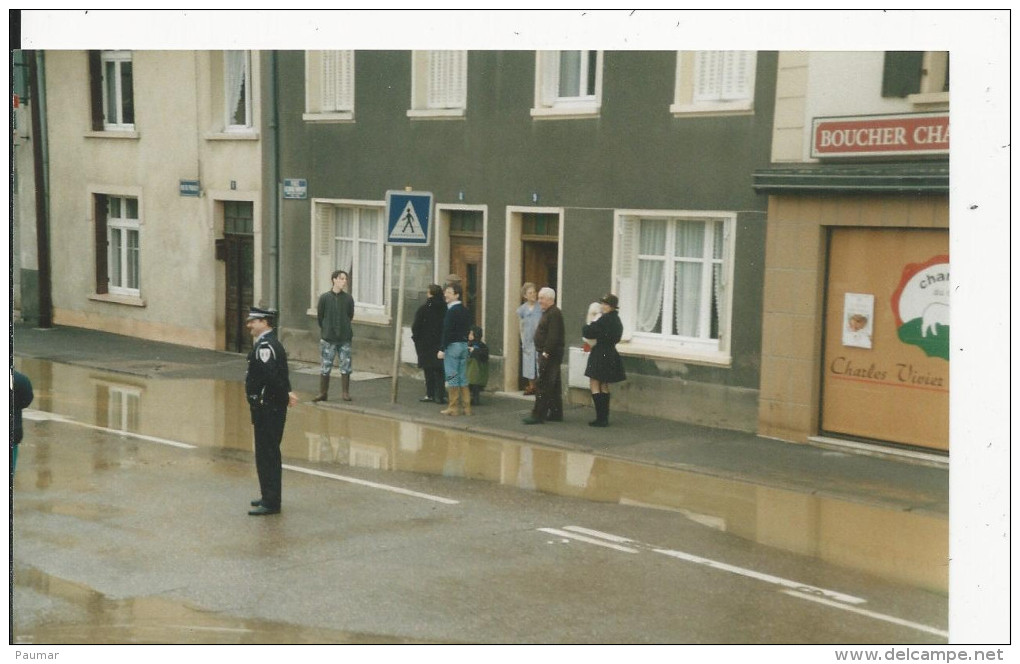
[467,325,489,406]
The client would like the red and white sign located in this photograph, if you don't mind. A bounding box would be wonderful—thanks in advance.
[811,112,949,159]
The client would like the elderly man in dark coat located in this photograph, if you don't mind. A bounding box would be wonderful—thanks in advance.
[523,287,565,424]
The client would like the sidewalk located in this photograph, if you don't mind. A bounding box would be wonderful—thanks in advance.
[11,323,948,515]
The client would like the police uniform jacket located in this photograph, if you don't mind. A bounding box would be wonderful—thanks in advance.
[246,329,292,412]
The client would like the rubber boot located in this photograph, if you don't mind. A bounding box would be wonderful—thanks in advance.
[588,392,600,426]
[312,375,330,402]
[589,393,610,427]
[440,387,461,416]
[341,374,352,401]
[462,387,472,416]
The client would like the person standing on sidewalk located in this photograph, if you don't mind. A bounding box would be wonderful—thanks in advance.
[437,282,472,416]
[582,293,626,427]
[313,270,355,403]
[244,307,298,516]
[523,287,564,425]
[412,284,447,404]
[11,369,34,477]
[517,282,542,396]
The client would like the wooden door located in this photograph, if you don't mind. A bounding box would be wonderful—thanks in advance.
[450,237,482,321]
[224,233,254,354]
[523,240,558,293]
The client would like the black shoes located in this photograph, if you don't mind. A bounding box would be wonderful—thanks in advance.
[419,396,434,402]
[522,416,543,425]
[248,505,281,516]
[251,498,262,507]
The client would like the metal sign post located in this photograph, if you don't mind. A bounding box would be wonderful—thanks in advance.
[385,190,433,403]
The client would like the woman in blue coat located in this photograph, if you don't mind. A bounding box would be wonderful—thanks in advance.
[581,293,626,427]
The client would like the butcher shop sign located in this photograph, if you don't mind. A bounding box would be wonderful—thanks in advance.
[811,112,949,159]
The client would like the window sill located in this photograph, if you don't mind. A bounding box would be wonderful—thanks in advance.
[204,131,260,141]
[907,91,949,108]
[407,108,465,120]
[530,105,600,120]
[303,112,355,123]
[616,340,731,367]
[84,130,139,140]
[670,102,754,118]
[89,293,146,307]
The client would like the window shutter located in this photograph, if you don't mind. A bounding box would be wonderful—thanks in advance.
[720,51,753,101]
[882,51,924,97]
[94,195,109,293]
[693,51,722,101]
[321,51,338,111]
[88,50,104,130]
[540,51,560,106]
[428,51,466,109]
[616,218,639,341]
[316,204,333,257]
[337,51,354,111]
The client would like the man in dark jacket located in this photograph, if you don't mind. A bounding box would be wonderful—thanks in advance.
[245,307,298,515]
[313,270,356,402]
[523,287,565,424]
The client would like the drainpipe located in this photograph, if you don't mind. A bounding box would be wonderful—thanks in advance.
[27,50,52,329]
[268,51,281,318]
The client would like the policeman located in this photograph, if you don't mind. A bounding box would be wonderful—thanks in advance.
[244,307,298,515]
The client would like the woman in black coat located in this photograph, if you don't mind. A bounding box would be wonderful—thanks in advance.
[582,293,626,427]
[412,284,448,403]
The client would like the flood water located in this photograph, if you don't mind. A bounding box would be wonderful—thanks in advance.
[14,357,948,594]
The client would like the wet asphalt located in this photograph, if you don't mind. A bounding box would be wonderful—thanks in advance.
[11,322,948,516]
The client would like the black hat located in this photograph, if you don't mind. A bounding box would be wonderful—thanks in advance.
[247,306,277,321]
[599,293,619,309]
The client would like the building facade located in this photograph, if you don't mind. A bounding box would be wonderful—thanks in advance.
[754,51,950,453]
[269,50,778,432]
[29,50,267,353]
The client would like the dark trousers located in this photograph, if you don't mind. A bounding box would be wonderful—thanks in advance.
[424,367,445,400]
[531,354,563,421]
[252,407,287,509]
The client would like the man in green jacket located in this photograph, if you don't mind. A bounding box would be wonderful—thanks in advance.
[313,270,356,402]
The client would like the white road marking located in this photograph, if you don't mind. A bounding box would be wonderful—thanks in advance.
[563,526,635,543]
[282,464,460,505]
[653,547,867,605]
[538,528,640,553]
[23,409,197,449]
[782,590,948,638]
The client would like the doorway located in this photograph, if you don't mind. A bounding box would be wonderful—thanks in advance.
[503,208,562,392]
[223,201,254,354]
[447,209,484,321]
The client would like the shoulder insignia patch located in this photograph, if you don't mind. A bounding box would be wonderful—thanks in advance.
[258,347,273,363]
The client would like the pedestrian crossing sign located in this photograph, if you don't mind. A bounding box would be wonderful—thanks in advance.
[385,191,433,246]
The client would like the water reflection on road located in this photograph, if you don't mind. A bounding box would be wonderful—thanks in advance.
[15,357,948,593]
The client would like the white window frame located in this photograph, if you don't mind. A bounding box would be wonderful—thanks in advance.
[304,50,355,122]
[613,209,736,366]
[224,50,252,131]
[408,50,467,119]
[672,51,756,117]
[309,199,391,325]
[532,50,603,119]
[100,50,134,130]
[107,195,142,298]
[907,51,950,107]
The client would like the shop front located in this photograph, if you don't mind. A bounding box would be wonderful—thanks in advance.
[754,112,949,454]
